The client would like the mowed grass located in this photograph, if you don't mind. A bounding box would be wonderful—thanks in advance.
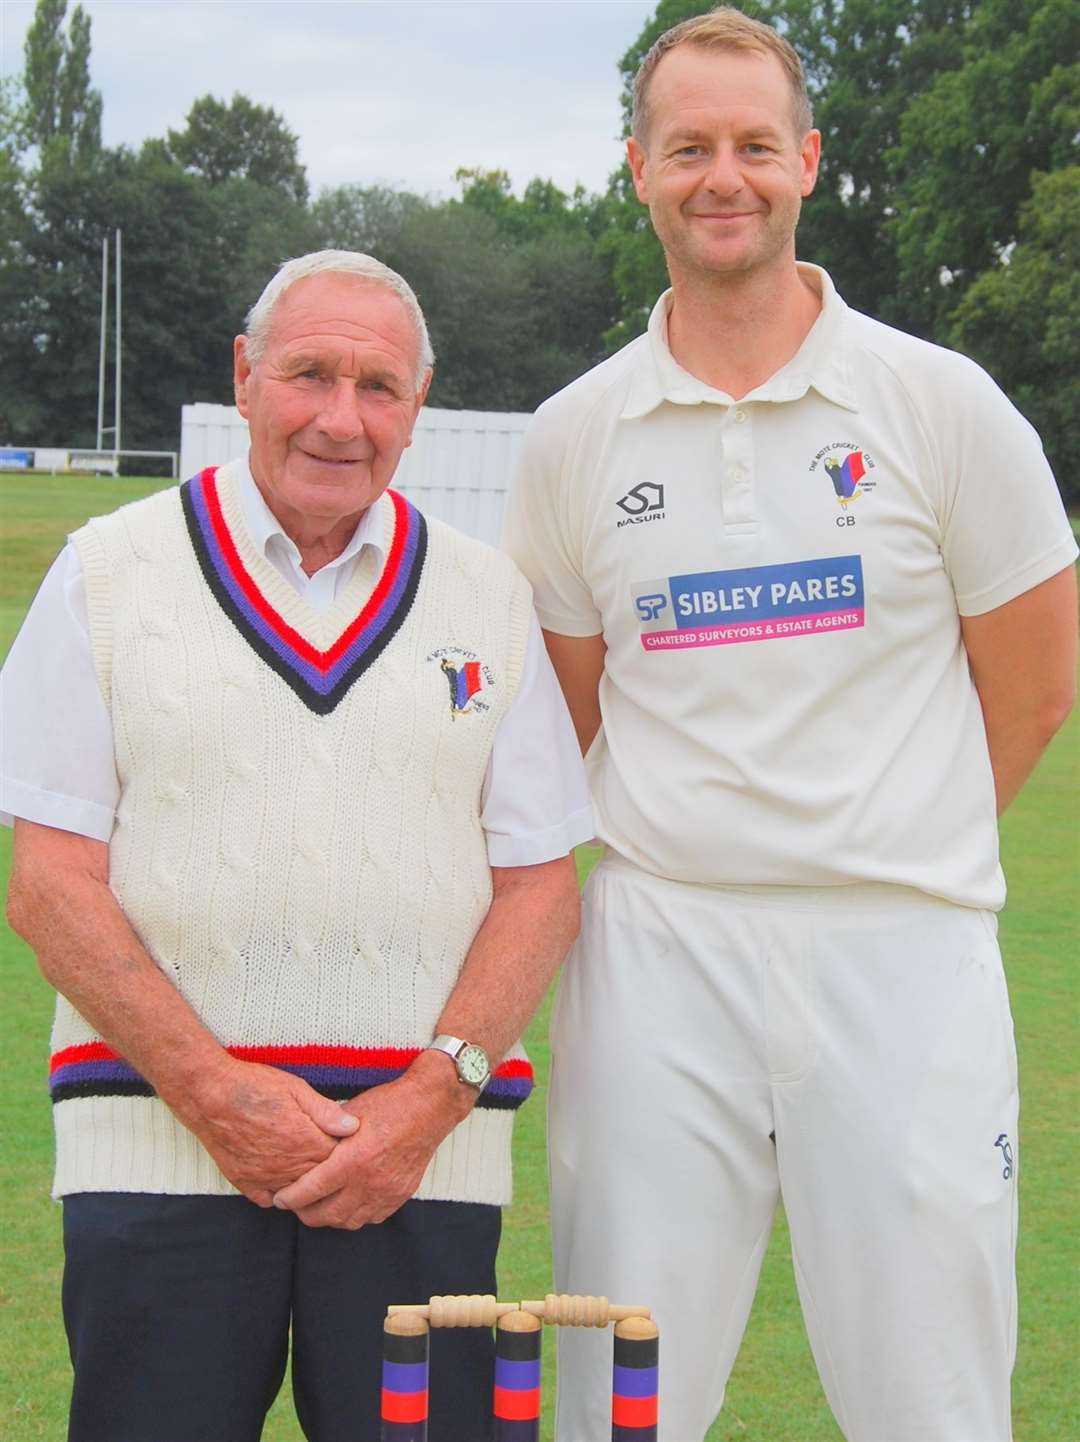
[1,473,1076,1440]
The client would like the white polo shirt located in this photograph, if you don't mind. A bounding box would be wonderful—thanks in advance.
[504,266,1076,909]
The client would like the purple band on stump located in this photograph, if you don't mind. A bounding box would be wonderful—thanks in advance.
[494,1315,541,1442]
[381,1322,429,1442]
[611,1321,658,1440]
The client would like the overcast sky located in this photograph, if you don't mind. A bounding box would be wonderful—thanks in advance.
[0,0,658,197]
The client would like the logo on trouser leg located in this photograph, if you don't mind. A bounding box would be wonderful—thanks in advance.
[994,1133,1014,1179]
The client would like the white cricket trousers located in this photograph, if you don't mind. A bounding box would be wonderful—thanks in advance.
[550,855,1019,1442]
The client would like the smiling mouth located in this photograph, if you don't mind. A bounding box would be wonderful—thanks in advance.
[301,450,369,466]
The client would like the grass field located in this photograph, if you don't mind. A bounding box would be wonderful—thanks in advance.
[1,473,1076,1440]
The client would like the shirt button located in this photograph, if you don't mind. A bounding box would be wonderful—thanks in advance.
[734,409,747,423]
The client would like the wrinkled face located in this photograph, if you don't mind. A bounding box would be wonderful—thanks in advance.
[627,46,820,284]
[234,273,431,531]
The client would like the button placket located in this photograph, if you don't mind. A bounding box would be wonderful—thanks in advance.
[718,405,756,531]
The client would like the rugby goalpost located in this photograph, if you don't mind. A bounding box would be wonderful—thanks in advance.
[0,229,176,480]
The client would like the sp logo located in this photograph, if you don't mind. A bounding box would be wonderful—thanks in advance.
[617,483,665,517]
[636,593,668,622]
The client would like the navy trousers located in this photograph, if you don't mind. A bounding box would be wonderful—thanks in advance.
[62,1193,501,1442]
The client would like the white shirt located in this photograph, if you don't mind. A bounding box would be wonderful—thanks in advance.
[504,266,1077,908]
[2,461,594,867]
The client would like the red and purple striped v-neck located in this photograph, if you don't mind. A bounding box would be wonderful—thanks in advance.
[180,466,427,714]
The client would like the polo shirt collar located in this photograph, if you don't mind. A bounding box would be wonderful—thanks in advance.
[621,263,859,419]
[235,456,385,571]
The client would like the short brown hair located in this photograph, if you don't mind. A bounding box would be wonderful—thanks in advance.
[631,6,813,144]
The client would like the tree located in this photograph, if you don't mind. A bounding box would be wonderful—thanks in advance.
[21,0,101,164]
[311,182,432,259]
[0,145,227,449]
[314,173,620,411]
[167,94,309,206]
[889,0,1079,334]
[948,167,1080,504]
[791,0,973,329]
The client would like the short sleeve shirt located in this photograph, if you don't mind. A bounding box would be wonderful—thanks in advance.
[503,267,1077,909]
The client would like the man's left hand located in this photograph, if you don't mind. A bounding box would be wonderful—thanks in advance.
[270,1052,473,1228]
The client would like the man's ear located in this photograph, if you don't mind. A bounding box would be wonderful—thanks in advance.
[405,368,434,447]
[233,335,252,417]
[800,128,822,198]
[627,137,650,205]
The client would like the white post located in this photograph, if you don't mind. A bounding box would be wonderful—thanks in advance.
[114,228,122,459]
[96,234,108,451]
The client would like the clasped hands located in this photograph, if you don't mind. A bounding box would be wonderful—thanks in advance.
[187,1054,473,1230]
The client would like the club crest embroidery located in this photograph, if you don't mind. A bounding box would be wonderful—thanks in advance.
[808,441,877,508]
[427,647,495,717]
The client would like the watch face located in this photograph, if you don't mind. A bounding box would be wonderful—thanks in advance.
[458,1045,490,1086]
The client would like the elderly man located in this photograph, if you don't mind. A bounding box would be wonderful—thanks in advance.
[504,8,1077,1442]
[2,250,591,1442]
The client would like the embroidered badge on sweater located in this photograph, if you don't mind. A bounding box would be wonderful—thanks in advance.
[180,467,427,715]
[49,1042,534,1112]
[426,646,495,717]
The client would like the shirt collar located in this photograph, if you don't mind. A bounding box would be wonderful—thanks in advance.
[621,263,859,419]
[235,456,386,572]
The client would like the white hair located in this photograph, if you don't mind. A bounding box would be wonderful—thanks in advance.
[243,249,434,388]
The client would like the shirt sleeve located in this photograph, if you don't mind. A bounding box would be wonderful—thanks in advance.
[481,612,594,866]
[502,403,604,637]
[935,360,1078,616]
[0,546,119,839]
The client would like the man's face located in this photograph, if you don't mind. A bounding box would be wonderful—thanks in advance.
[234,273,431,532]
[627,45,820,284]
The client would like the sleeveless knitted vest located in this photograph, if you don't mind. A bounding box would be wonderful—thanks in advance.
[51,459,533,1202]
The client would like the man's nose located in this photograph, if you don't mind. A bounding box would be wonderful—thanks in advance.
[318,380,365,439]
[702,145,743,196]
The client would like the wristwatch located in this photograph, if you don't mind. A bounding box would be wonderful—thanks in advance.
[428,1034,491,1093]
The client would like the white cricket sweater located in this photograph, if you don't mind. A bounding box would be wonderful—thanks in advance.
[50,459,533,1202]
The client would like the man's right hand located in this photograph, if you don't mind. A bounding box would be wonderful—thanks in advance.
[7,821,361,1210]
[178,1059,360,1207]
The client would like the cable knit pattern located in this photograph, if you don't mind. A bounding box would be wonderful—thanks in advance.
[55,458,533,1203]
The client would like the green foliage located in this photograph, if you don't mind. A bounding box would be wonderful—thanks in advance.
[4,150,218,448]
[793,0,973,328]
[0,79,28,256]
[948,167,1080,504]
[313,172,620,411]
[0,137,317,451]
[889,0,1080,334]
[21,0,101,165]
[166,93,310,206]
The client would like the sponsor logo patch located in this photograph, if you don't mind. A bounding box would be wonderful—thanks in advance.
[631,555,865,651]
[615,482,666,528]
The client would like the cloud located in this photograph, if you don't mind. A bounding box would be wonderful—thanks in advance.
[1,0,654,196]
